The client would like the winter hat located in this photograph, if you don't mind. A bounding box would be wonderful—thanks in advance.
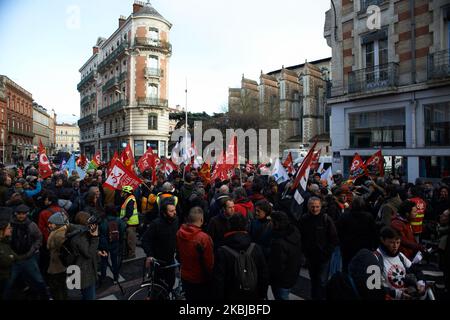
[0,207,13,229]
[15,204,30,214]
[48,212,67,226]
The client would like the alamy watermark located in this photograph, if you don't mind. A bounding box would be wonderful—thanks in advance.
[170,121,279,166]
[366,5,381,31]
[66,265,81,290]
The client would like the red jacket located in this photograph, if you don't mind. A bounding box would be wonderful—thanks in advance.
[234,198,254,218]
[38,204,63,243]
[176,224,214,284]
[391,216,421,260]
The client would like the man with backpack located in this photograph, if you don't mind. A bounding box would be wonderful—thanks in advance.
[98,205,126,286]
[3,204,51,300]
[212,213,269,300]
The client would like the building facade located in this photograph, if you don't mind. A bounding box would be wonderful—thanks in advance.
[32,103,52,153]
[56,123,80,153]
[77,1,172,161]
[228,59,332,155]
[324,0,450,182]
[0,75,34,163]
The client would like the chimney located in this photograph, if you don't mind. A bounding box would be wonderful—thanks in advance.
[133,2,144,13]
[93,46,99,55]
[119,15,126,28]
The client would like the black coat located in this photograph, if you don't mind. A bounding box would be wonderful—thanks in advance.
[207,212,231,250]
[299,213,339,263]
[336,210,378,269]
[142,214,179,264]
[269,225,302,289]
[212,231,269,300]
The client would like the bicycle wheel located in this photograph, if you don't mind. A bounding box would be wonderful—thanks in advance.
[128,284,170,300]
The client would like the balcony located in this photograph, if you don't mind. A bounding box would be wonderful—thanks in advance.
[78,114,95,127]
[80,95,90,107]
[9,127,34,138]
[118,72,128,83]
[428,49,450,80]
[97,43,129,73]
[102,77,119,93]
[144,67,164,79]
[134,37,172,55]
[98,99,128,118]
[77,71,95,91]
[348,62,398,95]
[137,97,168,108]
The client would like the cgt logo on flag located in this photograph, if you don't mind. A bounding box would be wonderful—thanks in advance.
[105,166,125,189]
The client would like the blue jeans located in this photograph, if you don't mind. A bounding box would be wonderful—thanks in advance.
[272,287,290,300]
[81,284,96,300]
[308,260,330,301]
[3,254,50,300]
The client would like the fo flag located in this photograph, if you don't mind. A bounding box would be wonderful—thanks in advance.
[283,152,295,174]
[38,139,52,179]
[365,150,384,177]
[121,144,135,172]
[104,160,143,191]
[349,153,368,181]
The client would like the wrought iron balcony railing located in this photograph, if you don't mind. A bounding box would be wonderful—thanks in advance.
[97,43,129,73]
[102,77,119,93]
[98,99,128,118]
[77,71,95,91]
[428,49,450,80]
[134,38,172,55]
[348,62,399,94]
[78,114,95,127]
[144,67,163,78]
[137,97,168,108]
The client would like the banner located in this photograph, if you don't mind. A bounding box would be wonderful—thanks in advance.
[349,153,368,181]
[104,160,143,191]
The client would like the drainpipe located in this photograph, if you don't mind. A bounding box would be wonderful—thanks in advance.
[410,0,416,83]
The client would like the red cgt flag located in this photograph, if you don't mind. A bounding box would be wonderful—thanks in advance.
[283,152,295,174]
[199,162,211,184]
[365,149,384,177]
[349,153,368,181]
[38,139,52,179]
[121,144,135,172]
[137,147,160,173]
[104,159,143,191]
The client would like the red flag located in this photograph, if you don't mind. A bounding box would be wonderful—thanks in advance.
[245,160,255,174]
[365,149,384,177]
[107,152,119,176]
[310,149,322,171]
[349,153,368,181]
[225,135,238,168]
[103,159,143,191]
[120,144,135,171]
[283,152,295,174]
[291,140,318,190]
[77,154,88,168]
[92,151,101,168]
[162,158,178,176]
[38,139,52,179]
[212,151,231,181]
[199,162,211,184]
[137,147,159,173]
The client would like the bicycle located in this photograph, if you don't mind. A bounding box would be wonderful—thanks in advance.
[127,258,184,300]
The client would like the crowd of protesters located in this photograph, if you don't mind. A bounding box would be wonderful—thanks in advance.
[0,157,449,301]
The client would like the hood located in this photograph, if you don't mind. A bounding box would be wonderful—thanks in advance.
[222,231,251,251]
[388,196,402,210]
[235,198,253,209]
[177,224,203,241]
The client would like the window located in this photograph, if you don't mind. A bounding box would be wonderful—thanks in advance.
[424,102,450,146]
[122,116,125,131]
[420,156,450,178]
[110,120,112,134]
[148,114,158,130]
[134,141,145,157]
[104,122,106,135]
[364,39,388,85]
[115,119,118,133]
[149,28,159,42]
[159,141,166,157]
[147,84,158,98]
[349,108,405,148]
[360,0,383,12]
[148,56,159,70]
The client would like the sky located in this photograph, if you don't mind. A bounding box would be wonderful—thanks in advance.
[0,0,332,123]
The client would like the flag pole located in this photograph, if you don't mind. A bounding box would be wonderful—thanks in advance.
[183,77,188,180]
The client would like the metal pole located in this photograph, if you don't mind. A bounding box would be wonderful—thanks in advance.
[183,78,188,180]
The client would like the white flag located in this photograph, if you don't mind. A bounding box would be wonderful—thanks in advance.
[294,189,304,205]
[271,158,289,184]
[321,166,334,188]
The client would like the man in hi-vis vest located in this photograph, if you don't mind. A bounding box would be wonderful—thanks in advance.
[120,186,139,259]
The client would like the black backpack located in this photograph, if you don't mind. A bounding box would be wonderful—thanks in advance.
[222,243,258,293]
[108,219,120,243]
[59,229,83,267]
[11,220,33,255]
